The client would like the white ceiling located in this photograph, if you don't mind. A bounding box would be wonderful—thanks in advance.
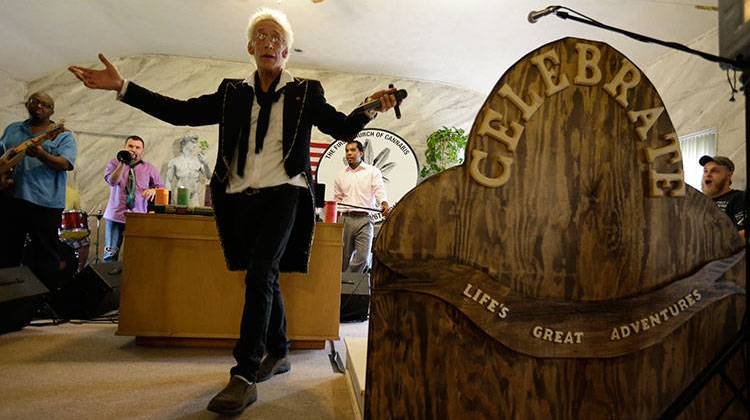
[0,0,718,93]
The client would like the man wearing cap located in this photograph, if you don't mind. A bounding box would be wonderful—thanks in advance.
[700,155,745,240]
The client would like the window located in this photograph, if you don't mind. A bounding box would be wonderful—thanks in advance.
[679,128,717,190]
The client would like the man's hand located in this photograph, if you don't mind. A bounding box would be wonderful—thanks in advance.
[366,87,399,113]
[0,174,14,191]
[68,53,125,92]
[24,145,43,158]
[142,188,157,202]
[22,145,71,171]
[381,201,391,217]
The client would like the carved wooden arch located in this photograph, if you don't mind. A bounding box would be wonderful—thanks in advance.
[371,37,745,359]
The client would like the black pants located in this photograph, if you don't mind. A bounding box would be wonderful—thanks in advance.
[0,196,64,291]
[227,184,300,381]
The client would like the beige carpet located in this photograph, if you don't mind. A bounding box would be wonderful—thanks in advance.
[0,320,369,419]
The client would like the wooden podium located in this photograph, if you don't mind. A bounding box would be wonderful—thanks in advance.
[366,38,746,419]
[117,213,343,349]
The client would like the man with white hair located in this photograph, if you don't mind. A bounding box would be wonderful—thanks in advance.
[69,7,398,415]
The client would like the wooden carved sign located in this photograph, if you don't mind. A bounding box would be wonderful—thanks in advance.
[366,38,746,419]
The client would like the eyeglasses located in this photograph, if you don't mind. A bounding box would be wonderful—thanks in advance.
[27,97,53,109]
[253,32,284,46]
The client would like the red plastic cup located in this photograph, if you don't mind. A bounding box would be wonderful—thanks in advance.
[324,201,337,223]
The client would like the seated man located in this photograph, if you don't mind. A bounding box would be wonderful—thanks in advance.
[700,155,745,240]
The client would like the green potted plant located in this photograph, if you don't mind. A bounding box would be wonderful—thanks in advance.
[420,126,469,179]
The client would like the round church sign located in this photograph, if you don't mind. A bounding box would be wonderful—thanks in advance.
[316,128,420,223]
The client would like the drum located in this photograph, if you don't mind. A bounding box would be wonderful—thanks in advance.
[59,210,89,240]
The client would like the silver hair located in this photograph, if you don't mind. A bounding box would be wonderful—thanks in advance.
[247,8,294,51]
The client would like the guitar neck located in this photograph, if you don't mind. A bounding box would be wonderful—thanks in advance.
[16,122,64,152]
[0,121,65,173]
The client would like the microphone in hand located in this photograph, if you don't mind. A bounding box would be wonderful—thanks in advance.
[116,150,133,165]
[352,89,408,117]
[388,84,402,119]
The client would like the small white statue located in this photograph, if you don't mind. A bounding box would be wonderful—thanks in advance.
[164,135,211,206]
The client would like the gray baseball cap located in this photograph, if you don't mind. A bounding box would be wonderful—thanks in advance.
[699,155,734,172]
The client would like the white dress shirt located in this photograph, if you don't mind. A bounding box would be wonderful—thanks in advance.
[226,70,306,193]
[333,162,388,212]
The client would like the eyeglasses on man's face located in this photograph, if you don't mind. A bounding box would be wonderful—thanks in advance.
[27,97,53,110]
[253,32,284,46]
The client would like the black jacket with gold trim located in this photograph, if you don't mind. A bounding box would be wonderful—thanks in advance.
[121,77,370,272]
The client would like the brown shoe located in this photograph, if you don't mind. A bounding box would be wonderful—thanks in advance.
[256,355,291,383]
[206,375,257,415]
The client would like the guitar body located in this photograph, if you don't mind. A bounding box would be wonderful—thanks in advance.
[0,121,65,192]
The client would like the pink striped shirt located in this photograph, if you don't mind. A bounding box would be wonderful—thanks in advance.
[333,162,387,212]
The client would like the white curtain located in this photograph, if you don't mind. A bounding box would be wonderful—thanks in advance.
[679,129,717,190]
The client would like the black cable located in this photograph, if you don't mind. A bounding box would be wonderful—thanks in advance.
[554,8,748,70]
[727,69,739,102]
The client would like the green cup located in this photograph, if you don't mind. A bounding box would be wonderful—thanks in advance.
[177,186,189,206]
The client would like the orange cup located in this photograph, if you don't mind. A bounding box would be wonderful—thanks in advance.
[155,188,169,205]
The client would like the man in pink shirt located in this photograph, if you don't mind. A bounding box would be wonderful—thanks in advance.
[334,140,390,272]
[102,135,163,261]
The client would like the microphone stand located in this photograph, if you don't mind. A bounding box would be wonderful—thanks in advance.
[543,8,749,418]
[337,203,383,213]
[553,10,746,69]
[94,209,103,264]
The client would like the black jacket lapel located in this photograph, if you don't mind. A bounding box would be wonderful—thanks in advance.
[282,80,304,160]
[222,82,254,177]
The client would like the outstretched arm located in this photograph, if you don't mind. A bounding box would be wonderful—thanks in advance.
[70,54,222,127]
[68,54,124,92]
[311,82,399,141]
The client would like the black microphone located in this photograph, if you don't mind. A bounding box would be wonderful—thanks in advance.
[528,5,561,23]
[116,150,133,165]
[388,84,402,119]
[352,89,408,117]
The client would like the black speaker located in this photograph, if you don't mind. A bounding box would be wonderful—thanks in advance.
[0,266,49,334]
[340,272,370,322]
[53,261,121,319]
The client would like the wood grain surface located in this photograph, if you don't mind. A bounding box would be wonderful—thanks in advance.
[376,38,742,301]
[366,37,747,419]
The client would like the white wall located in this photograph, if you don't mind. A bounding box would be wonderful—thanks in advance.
[643,28,745,189]
[0,69,27,132]
[14,54,484,214]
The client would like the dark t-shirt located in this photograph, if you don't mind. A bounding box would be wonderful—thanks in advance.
[713,189,745,231]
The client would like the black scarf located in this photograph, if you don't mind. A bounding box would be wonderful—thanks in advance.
[236,73,284,177]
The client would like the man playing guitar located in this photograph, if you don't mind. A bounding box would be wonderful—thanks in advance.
[0,92,77,292]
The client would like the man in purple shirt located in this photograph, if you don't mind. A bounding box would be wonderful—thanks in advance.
[103,135,162,261]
